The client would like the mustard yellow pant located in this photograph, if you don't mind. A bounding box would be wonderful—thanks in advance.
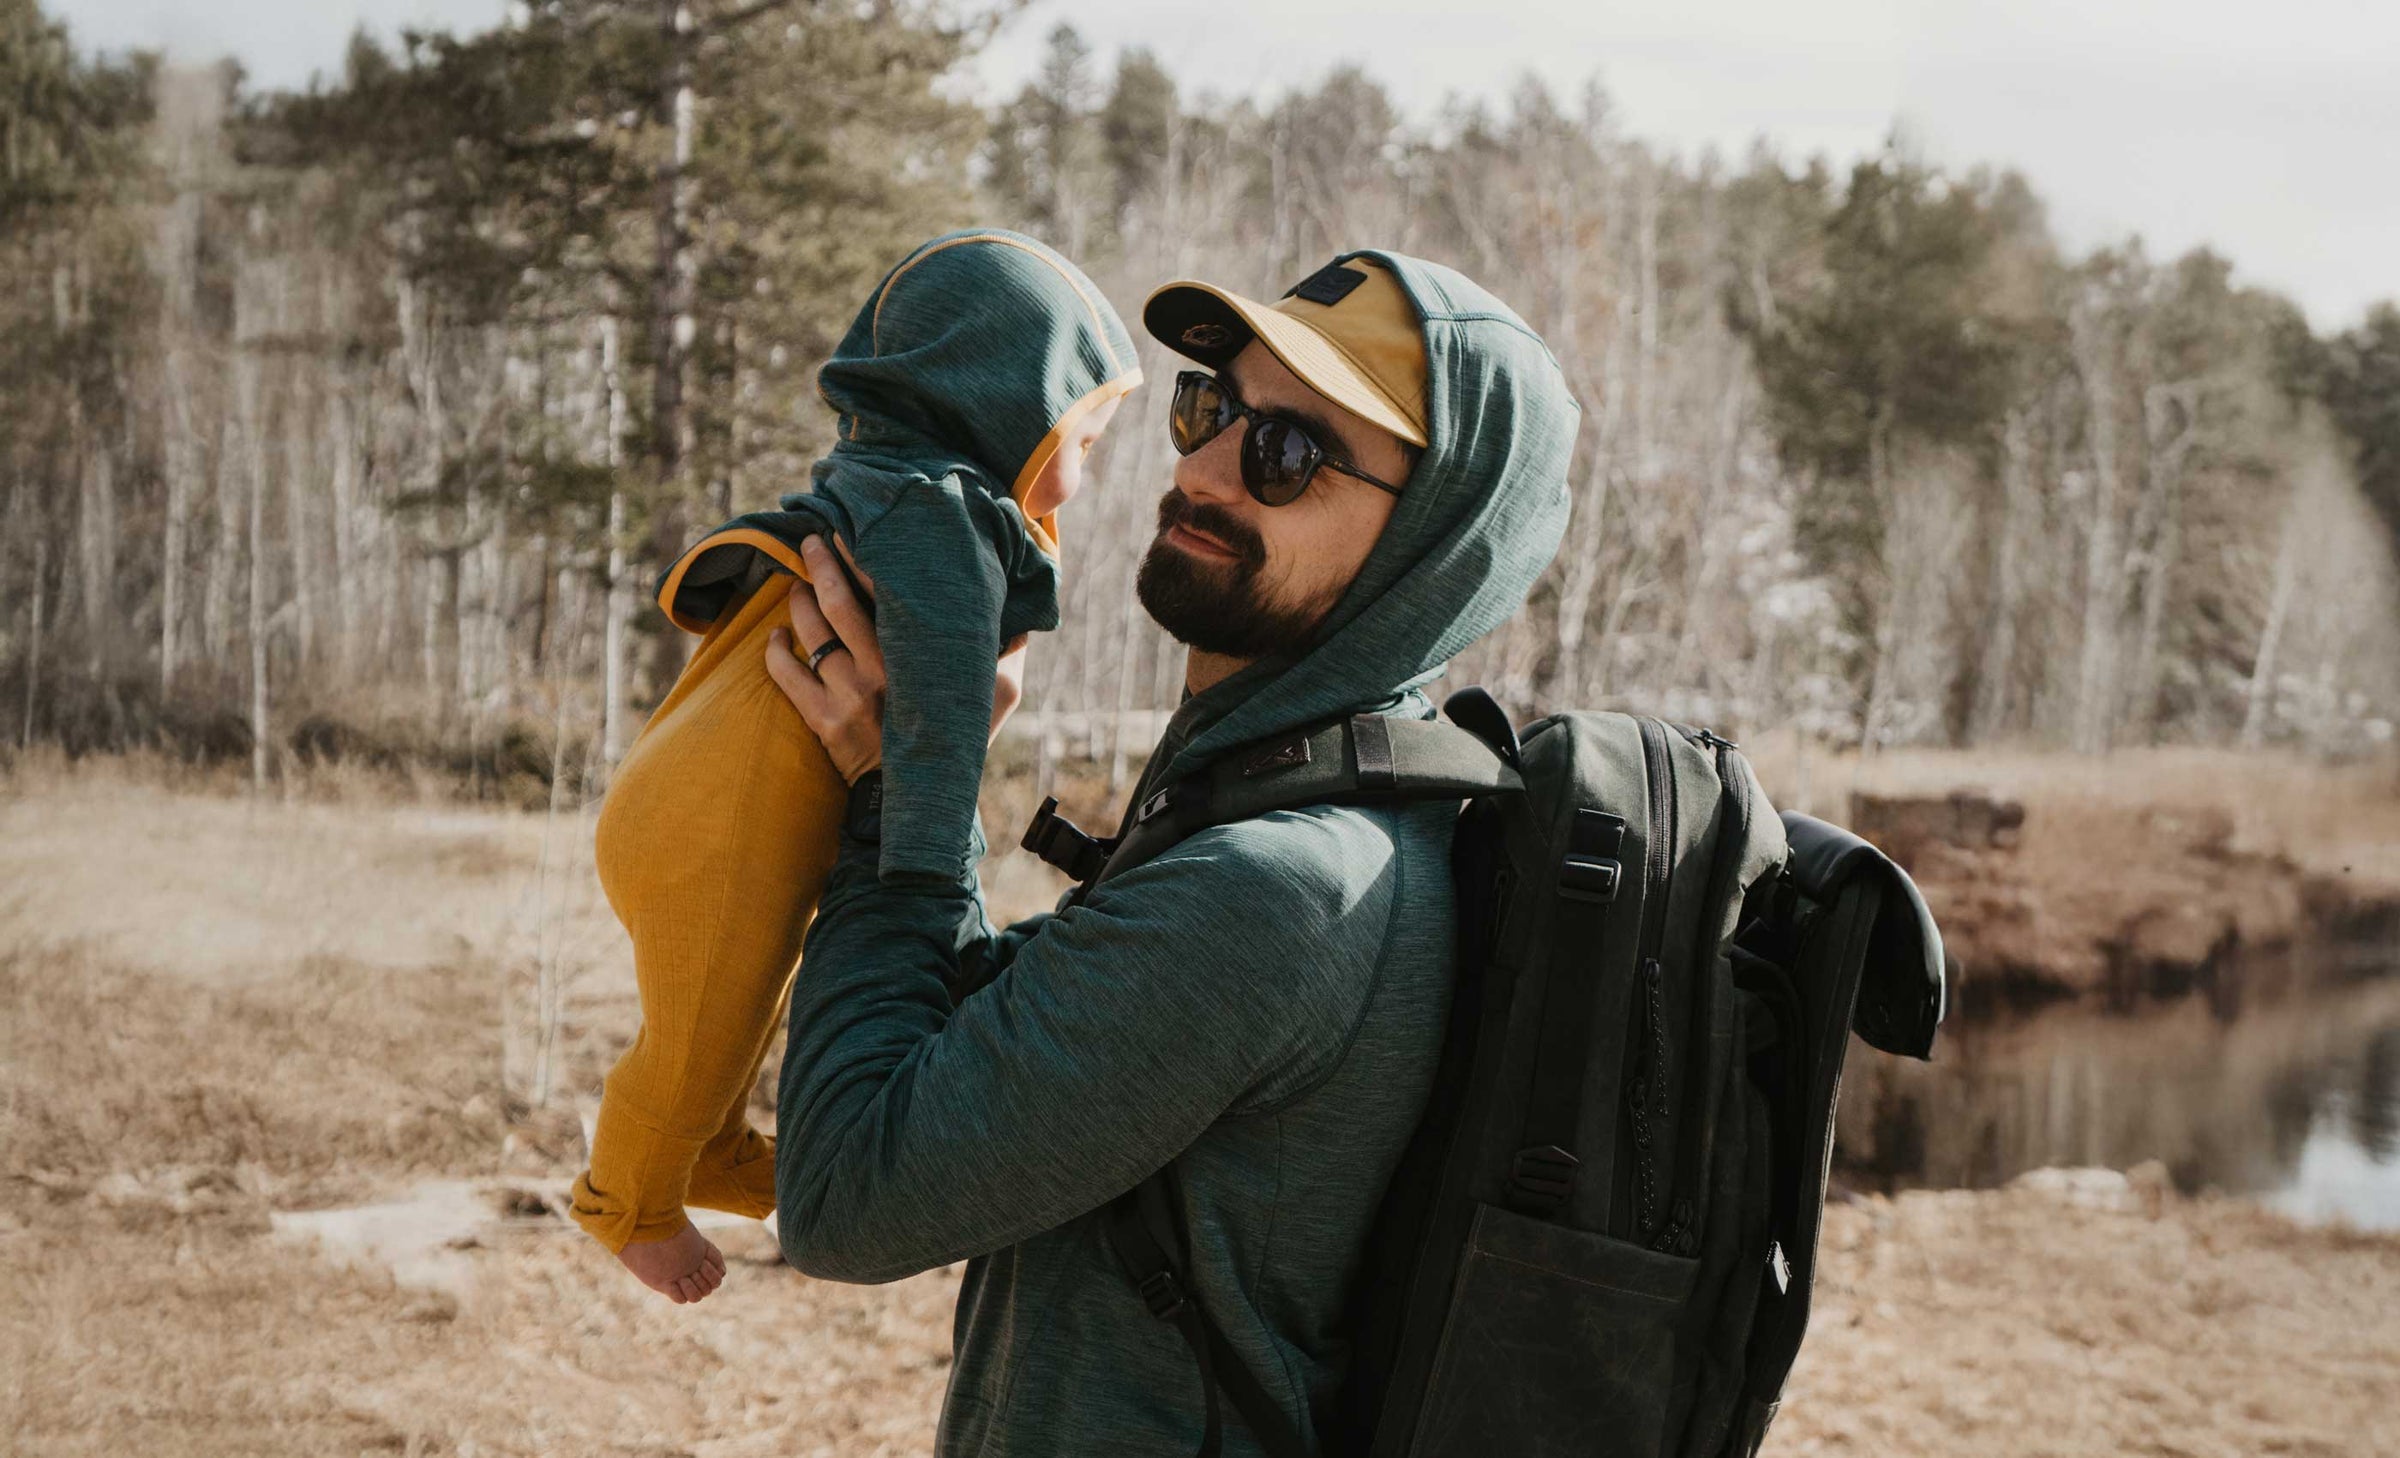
[568,577,848,1252]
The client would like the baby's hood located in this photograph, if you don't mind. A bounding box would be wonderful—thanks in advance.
[815,228,1144,554]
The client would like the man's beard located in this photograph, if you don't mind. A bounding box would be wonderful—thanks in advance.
[1134,489,1331,660]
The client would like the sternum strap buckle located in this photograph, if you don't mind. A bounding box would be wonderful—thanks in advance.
[1020,796,1113,882]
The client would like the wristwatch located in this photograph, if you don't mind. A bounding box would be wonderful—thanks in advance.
[844,769,885,842]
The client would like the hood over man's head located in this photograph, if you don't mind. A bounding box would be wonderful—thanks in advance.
[1135,249,1579,785]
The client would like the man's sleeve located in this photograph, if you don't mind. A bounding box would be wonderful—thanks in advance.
[774,808,1397,1283]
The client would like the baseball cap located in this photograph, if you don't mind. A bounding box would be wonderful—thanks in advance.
[1142,256,1430,448]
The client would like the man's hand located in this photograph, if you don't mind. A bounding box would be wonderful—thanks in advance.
[766,535,887,784]
[764,534,1032,783]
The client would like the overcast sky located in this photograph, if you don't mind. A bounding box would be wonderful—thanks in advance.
[54,0,2397,329]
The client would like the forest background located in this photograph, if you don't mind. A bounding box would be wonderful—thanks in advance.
[5,4,2400,1452]
[3,0,2398,808]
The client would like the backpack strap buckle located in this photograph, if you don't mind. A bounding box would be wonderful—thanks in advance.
[1559,854,1623,902]
[1510,1144,1580,1213]
[1135,1267,1191,1321]
[1020,796,1112,882]
[1558,808,1627,903]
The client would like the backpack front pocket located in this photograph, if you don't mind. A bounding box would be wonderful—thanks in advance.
[1409,1200,1699,1457]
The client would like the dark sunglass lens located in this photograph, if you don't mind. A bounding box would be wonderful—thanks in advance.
[1171,375,1228,456]
[1243,417,1319,506]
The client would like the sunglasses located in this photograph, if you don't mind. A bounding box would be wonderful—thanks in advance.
[1167,369,1408,507]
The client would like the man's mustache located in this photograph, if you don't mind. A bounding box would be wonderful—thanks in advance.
[1154,489,1267,571]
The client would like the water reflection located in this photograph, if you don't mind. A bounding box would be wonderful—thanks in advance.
[1835,974,2400,1229]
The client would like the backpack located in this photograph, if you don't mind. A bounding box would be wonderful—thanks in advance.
[1018,688,1948,1457]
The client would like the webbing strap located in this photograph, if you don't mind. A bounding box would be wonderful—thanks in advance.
[1105,1175,1315,1458]
[1351,713,1396,788]
[1070,711,1517,1457]
[1509,808,1628,1217]
[1082,715,1517,896]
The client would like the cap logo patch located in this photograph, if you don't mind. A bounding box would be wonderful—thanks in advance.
[1287,263,1367,307]
[1181,322,1235,350]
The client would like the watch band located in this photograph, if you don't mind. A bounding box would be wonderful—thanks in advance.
[843,769,885,842]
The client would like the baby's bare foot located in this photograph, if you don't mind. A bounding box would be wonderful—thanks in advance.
[615,1217,727,1304]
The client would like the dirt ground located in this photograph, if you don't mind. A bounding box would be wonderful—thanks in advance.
[2,754,2395,1455]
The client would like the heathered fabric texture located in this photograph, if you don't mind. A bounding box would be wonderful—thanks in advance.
[774,250,1576,1456]
[656,229,1140,884]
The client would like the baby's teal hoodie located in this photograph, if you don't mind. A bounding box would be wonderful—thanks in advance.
[656,229,1143,883]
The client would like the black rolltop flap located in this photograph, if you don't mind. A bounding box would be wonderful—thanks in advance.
[1778,811,1947,1059]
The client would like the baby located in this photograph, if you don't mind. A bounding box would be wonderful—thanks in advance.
[568,230,1141,1302]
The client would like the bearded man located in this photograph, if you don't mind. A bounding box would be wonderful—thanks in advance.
[762,251,1576,1455]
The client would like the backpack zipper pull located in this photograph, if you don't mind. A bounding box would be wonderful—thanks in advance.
[1652,1198,1697,1256]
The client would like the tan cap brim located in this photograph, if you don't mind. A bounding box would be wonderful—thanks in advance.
[1143,280,1430,448]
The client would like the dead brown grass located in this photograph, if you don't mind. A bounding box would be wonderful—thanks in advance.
[1779,1185,2400,1456]
[0,944,502,1203]
[1749,734,2400,890]
[1,761,2394,1455]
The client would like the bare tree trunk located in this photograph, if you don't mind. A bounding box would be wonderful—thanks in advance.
[2123,384,2200,743]
[651,1,696,496]
[421,559,442,697]
[601,315,633,772]
[327,375,361,684]
[281,366,319,675]
[1632,166,1661,484]
[21,534,45,751]
[1073,539,1106,759]
[1968,407,2035,743]
[205,410,239,670]
[77,426,118,679]
[1549,298,1631,708]
[1028,620,1062,803]
[1106,595,1147,794]
[2125,481,2183,743]
[1858,415,1900,750]
[2242,493,2304,749]
[160,344,197,695]
[639,0,700,703]
[2069,301,2125,755]
[238,354,272,793]
[1664,356,1747,693]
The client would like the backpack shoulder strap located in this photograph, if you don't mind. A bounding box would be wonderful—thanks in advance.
[1092,712,1518,891]
[1062,711,1513,1458]
[1104,1175,1315,1458]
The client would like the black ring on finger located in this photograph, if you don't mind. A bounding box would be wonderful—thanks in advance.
[807,635,848,674]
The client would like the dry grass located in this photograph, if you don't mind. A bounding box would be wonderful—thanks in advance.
[1780,1185,2400,1456]
[1750,733,2400,889]
[0,759,957,1456]
[1,757,2394,1455]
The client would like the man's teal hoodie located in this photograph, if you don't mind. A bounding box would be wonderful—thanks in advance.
[775,251,1577,1455]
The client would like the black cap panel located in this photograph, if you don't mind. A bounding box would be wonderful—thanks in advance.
[1142,286,1256,368]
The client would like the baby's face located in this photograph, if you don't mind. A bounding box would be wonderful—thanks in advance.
[1020,391,1125,520]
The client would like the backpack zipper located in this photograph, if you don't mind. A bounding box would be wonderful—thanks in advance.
[1617,717,1678,1242]
[1649,737,1752,1258]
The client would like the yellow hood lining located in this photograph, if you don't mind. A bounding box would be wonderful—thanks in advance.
[1009,369,1143,561]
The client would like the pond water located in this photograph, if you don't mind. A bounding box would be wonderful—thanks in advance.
[1835,967,2400,1230]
